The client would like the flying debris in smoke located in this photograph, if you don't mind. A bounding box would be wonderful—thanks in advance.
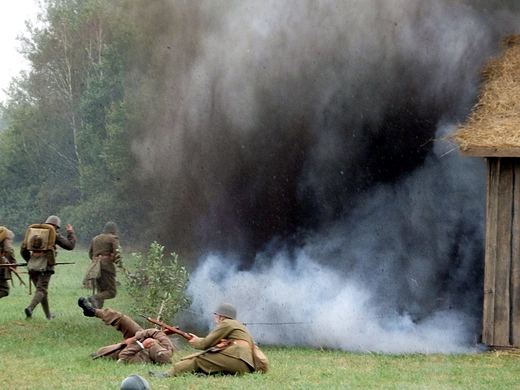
[128,0,520,352]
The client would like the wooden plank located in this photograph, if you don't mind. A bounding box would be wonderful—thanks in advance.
[512,161,520,346]
[483,158,500,345]
[493,158,514,346]
[460,147,520,157]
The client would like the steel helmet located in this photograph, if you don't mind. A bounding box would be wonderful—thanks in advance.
[45,215,61,228]
[214,303,237,319]
[103,221,117,234]
[120,374,150,390]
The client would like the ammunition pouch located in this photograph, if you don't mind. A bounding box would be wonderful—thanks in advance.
[27,254,49,273]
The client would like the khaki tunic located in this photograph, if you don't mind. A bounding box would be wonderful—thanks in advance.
[0,229,16,298]
[166,318,254,376]
[87,232,121,308]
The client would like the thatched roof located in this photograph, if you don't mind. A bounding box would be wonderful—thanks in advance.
[453,35,520,157]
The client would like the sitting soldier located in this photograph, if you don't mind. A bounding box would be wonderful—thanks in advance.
[78,297,174,364]
[149,303,255,378]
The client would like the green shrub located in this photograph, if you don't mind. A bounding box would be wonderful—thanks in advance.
[125,241,191,322]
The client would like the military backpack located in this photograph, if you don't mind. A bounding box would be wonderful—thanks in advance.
[23,223,56,251]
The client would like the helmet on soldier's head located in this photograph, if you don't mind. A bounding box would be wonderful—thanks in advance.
[103,221,117,234]
[120,374,150,390]
[45,215,61,228]
[214,303,237,319]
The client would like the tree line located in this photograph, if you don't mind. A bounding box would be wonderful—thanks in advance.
[0,0,165,248]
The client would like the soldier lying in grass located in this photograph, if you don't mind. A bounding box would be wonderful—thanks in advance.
[78,297,174,364]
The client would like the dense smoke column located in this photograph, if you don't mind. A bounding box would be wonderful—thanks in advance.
[123,0,520,351]
[129,0,518,261]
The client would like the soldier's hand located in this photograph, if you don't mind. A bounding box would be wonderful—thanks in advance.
[142,338,155,349]
[188,334,200,345]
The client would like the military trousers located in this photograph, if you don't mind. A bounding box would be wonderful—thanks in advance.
[0,277,10,298]
[166,353,252,376]
[92,258,117,308]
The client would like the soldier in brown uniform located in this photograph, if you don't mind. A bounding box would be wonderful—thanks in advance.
[0,226,17,299]
[21,215,76,319]
[78,297,174,364]
[85,221,125,309]
[149,303,255,378]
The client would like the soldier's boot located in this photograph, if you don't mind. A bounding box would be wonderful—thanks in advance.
[41,298,55,320]
[78,297,96,317]
[24,306,33,319]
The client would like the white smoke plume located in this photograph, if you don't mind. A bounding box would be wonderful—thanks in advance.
[184,123,486,353]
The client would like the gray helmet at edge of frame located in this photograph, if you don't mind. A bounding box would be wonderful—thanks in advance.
[120,374,150,390]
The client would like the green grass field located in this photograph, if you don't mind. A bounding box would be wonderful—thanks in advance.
[1,249,520,389]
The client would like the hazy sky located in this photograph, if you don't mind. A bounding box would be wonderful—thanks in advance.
[0,0,39,102]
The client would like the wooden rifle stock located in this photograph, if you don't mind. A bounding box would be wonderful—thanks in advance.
[91,343,126,360]
[9,267,27,287]
[139,314,193,340]
[180,339,234,360]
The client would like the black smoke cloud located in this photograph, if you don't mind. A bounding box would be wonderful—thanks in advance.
[128,1,520,352]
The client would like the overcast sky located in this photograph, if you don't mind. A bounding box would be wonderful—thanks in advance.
[0,0,39,103]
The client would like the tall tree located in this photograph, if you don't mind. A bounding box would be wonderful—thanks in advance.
[1,0,144,243]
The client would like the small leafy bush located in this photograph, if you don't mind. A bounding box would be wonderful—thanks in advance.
[125,241,191,323]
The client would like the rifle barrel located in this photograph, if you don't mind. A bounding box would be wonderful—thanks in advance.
[0,262,75,267]
[140,314,193,340]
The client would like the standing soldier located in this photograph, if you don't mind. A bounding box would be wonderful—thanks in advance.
[0,226,17,299]
[85,221,125,309]
[21,215,76,319]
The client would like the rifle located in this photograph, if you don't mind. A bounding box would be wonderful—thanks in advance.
[0,253,27,286]
[0,262,76,267]
[91,336,149,360]
[139,314,193,340]
[140,314,233,360]
[91,343,127,360]
[2,257,27,287]
[180,339,235,360]
[9,267,27,287]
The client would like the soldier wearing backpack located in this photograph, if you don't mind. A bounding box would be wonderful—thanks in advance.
[20,215,76,319]
[0,226,17,299]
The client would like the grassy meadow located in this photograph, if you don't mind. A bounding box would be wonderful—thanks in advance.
[1,248,520,389]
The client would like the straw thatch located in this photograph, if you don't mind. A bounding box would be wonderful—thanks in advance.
[453,35,520,156]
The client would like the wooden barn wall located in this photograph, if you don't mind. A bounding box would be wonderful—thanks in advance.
[483,157,520,347]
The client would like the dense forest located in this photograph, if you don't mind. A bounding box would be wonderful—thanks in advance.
[0,0,161,250]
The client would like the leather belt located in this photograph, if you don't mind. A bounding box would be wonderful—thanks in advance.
[233,339,252,349]
[32,251,47,256]
[94,255,112,260]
